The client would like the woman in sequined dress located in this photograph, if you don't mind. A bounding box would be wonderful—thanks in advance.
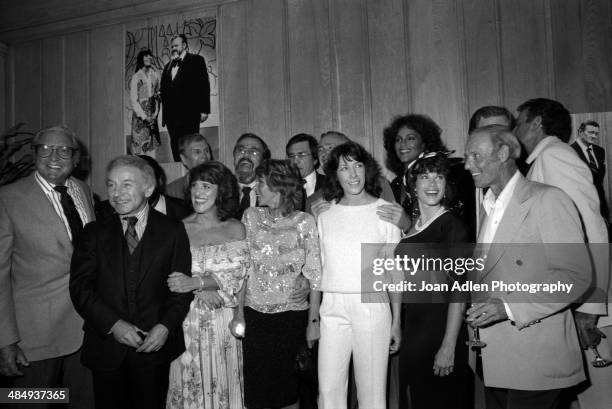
[235,159,321,409]
[166,161,249,409]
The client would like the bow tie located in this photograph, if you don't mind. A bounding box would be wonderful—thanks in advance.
[170,59,182,69]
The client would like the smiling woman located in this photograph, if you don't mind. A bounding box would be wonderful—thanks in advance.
[166,160,248,409]
[317,141,402,409]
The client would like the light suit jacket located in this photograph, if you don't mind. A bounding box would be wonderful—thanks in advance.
[476,175,590,390]
[0,174,95,361]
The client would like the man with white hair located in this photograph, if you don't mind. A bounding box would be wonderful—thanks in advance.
[0,125,95,408]
[70,155,192,409]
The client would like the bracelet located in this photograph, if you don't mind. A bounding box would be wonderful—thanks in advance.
[197,276,205,291]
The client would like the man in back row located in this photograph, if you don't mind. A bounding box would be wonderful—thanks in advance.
[571,120,608,220]
[514,98,611,409]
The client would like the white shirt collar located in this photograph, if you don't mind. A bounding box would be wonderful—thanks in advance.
[576,138,589,150]
[526,135,560,164]
[482,171,521,216]
[304,171,317,196]
[239,180,257,189]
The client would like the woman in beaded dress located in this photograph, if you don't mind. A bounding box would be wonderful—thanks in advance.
[129,49,161,156]
[234,159,321,409]
[166,161,249,409]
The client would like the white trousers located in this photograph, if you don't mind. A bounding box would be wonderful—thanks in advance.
[318,293,391,409]
[577,325,612,409]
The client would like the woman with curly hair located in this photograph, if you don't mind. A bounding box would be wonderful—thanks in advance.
[129,49,161,156]
[235,159,321,409]
[383,114,447,216]
[317,142,402,409]
[396,153,471,409]
[166,161,249,409]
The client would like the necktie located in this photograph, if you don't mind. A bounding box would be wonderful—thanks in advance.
[239,186,252,213]
[587,145,598,169]
[53,185,83,242]
[124,216,139,254]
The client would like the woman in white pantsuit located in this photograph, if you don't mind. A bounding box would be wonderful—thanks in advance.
[316,141,402,409]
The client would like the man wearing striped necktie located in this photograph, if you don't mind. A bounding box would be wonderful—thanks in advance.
[70,155,192,409]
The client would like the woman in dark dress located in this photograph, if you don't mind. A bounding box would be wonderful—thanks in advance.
[382,114,477,239]
[397,153,472,409]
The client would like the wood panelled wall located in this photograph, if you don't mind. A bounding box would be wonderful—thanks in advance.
[2,0,612,197]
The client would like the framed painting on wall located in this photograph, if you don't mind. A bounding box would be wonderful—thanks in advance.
[123,9,218,170]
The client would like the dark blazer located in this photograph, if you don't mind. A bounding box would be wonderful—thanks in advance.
[69,209,192,371]
[571,141,608,219]
[160,53,210,127]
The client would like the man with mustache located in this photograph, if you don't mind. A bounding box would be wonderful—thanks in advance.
[233,133,271,219]
[160,34,210,162]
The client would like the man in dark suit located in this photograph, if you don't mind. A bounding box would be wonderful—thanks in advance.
[160,34,210,161]
[286,133,326,212]
[70,155,192,409]
[571,120,608,220]
[0,125,95,408]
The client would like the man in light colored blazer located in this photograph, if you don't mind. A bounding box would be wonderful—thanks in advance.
[465,125,591,409]
[0,126,95,408]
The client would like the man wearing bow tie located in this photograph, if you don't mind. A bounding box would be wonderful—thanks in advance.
[571,120,608,220]
[160,34,210,162]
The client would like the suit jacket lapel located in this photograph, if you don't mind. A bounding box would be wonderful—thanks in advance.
[23,175,72,247]
[571,142,587,164]
[102,217,127,290]
[479,176,533,280]
[137,210,165,287]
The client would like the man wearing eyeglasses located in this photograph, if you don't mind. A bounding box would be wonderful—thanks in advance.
[233,133,271,219]
[287,133,326,200]
[0,125,95,407]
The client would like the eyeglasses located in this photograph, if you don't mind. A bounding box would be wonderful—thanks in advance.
[34,144,77,159]
[288,152,312,160]
[234,146,262,156]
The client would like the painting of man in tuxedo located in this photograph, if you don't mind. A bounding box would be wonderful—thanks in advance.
[160,34,211,162]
